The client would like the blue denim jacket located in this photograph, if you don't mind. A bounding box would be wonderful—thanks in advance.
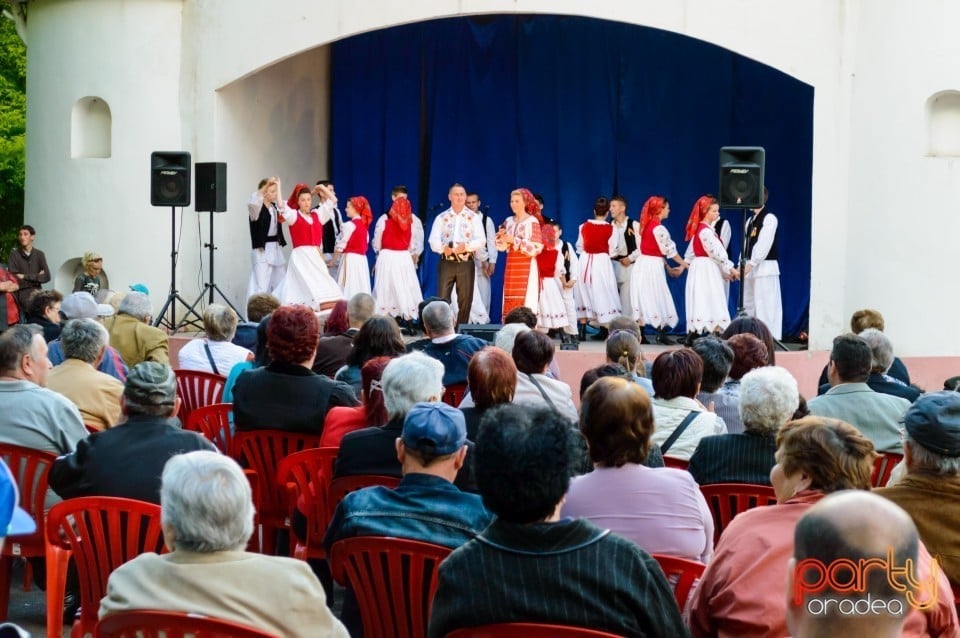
[322,473,493,553]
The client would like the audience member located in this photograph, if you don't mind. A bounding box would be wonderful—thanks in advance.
[233,305,357,433]
[428,403,686,637]
[649,349,726,460]
[605,330,653,395]
[722,315,776,365]
[726,332,769,385]
[49,362,213,502]
[99,451,348,637]
[176,304,252,375]
[45,318,123,430]
[502,305,537,329]
[563,377,713,561]
[808,334,909,452]
[8,224,51,310]
[405,296,445,352]
[460,346,517,439]
[222,315,271,405]
[107,292,169,366]
[876,391,960,586]
[415,301,486,386]
[232,293,279,355]
[73,251,104,297]
[692,335,739,432]
[787,492,921,638]
[322,299,350,336]
[320,356,391,448]
[492,322,529,354]
[49,291,126,381]
[334,314,405,397]
[314,293,374,377]
[688,366,797,485]
[0,262,20,331]
[817,327,920,401]
[509,330,578,422]
[25,289,62,342]
[816,308,911,387]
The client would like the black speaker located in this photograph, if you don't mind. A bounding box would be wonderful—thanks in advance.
[719,146,765,208]
[150,151,191,207]
[195,162,227,212]
[458,323,502,343]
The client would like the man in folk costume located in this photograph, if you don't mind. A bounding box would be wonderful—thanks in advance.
[609,194,642,321]
[549,219,580,344]
[742,187,783,340]
[372,196,424,322]
[246,177,287,299]
[466,191,497,320]
[683,195,739,341]
[574,198,621,341]
[313,179,343,280]
[428,184,486,326]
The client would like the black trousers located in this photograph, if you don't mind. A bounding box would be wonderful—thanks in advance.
[437,258,476,326]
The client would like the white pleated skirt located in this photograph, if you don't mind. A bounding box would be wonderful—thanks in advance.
[685,256,730,333]
[537,278,570,329]
[575,253,621,325]
[630,255,678,328]
[373,249,423,320]
[338,253,372,301]
[273,246,344,311]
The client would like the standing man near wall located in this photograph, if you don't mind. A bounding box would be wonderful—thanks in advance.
[428,184,486,326]
[8,225,50,312]
[742,187,782,340]
[466,191,497,320]
[247,177,287,299]
[609,195,641,323]
[314,179,343,281]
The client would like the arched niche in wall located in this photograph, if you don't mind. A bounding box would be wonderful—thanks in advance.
[71,96,112,159]
[927,91,960,157]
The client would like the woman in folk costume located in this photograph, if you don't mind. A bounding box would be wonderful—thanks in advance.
[273,182,344,313]
[534,223,572,340]
[334,195,373,299]
[683,195,739,337]
[372,196,423,321]
[574,198,621,340]
[629,195,686,344]
[495,188,544,321]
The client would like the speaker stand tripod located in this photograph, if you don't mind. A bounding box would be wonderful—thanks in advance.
[183,209,242,325]
[155,207,204,331]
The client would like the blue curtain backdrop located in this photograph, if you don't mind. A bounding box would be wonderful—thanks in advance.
[330,15,813,336]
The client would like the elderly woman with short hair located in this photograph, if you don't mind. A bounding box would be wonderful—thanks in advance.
[176,303,253,375]
[460,347,517,440]
[511,331,578,423]
[100,451,348,637]
[562,377,713,562]
[687,366,798,485]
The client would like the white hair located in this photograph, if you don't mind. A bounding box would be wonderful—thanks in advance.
[381,352,444,419]
[494,323,530,354]
[739,366,799,433]
[905,434,960,476]
[858,328,894,373]
[61,318,109,363]
[118,292,153,321]
[422,300,455,336]
[160,451,254,552]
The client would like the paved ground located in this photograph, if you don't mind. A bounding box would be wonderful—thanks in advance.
[6,559,66,638]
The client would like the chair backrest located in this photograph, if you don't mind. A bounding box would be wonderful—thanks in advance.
[95,610,277,637]
[185,402,235,455]
[232,430,322,518]
[871,451,904,488]
[699,483,778,542]
[441,382,468,407]
[445,624,624,637]
[329,536,452,638]
[652,553,706,614]
[0,444,56,555]
[46,496,165,634]
[173,369,226,424]
[275,447,340,550]
[662,455,689,470]
[328,474,402,520]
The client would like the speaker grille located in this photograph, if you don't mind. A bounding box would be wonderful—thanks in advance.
[151,151,191,207]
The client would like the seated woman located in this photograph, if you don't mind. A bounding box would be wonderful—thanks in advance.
[176,304,253,376]
[719,332,770,401]
[562,377,713,562]
[511,330,578,423]
[25,289,63,342]
[722,315,776,366]
[460,347,517,440]
[320,356,390,448]
[688,366,798,485]
[649,349,727,461]
[689,416,957,638]
[333,315,406,398]
[605,330,652,396]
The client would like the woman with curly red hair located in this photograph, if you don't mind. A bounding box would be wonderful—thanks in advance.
[495,188,544,321]
[371,196,423,321]
[683,195,739,337]
[334,195,373,299]
[629,195,686,344]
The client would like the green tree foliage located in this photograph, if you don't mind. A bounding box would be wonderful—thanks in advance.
[0,16,25,257]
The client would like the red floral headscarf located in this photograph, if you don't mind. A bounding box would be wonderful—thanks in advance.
[287,183,311,211]
[515,188,544,226]
[685,195,718,241]
[389,197,413,231]
[349,196,373,228]
[639,196,667,234]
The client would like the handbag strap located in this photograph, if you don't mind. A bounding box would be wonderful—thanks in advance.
[660,410,699,455]
[202,341,220,376]
[526,373,560,416]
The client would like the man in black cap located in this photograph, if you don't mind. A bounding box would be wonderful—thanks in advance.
[49,361,214,504]
[875,390,960,588]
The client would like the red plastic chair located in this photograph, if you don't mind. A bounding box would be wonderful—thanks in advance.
[662,455,689,470]
[232,430,322,554]
[95,609,277,637]
[173,369,226,425]
[652,553,706,614]
[328,474,402,522]
[329,536,452,638]
[275,447,340,560]
[185,403,235,455]
[699,483,778,542]
[441,383,468,407]
[871,451,904,487]
[45,496,165,638]
[0,445,56,620]
[445,624,624,637]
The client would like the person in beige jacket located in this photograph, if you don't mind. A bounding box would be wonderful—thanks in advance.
[106,291,169,367]
[99,451,348,638]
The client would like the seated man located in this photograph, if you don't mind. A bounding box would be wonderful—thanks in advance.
[313,292,374,377]
[106,291,169,367]
[232,292,279,356]
[808,334,910,452]
[49,291,127,382]
[876,391,960,587]
[415,300,485,386]
[99,451,348,637]
[787,491,920,638]
[693,336,741,433]
[45,318,124,430]
[428,404,686,637]
[49,362,214,503]
[816,328,920,402]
